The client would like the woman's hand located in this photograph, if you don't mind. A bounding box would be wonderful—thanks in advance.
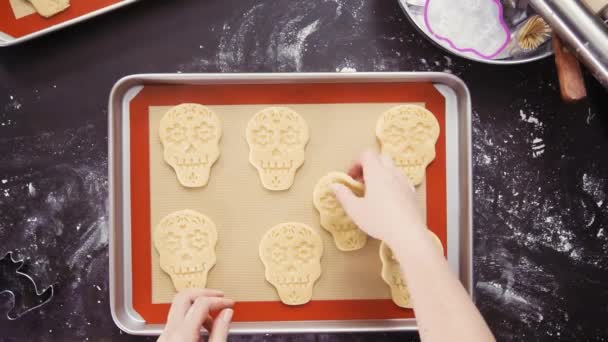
[332,150,427,248]
[158,289,234,342]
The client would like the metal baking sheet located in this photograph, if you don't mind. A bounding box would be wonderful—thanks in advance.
[0,0,138,47]
[108,72,473,335]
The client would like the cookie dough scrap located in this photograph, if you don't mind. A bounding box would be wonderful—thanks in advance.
[313,172,368,251]
[246,107,310,191]
[28,0,69,18]
[376,105,440,186]
[259,222,323,305]
[153,209,218,291]
[379,231,444,308]
[159,103,222,188]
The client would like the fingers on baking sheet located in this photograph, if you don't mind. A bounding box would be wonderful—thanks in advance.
[259,222,323,305]
[313,172,368,251]
[376,104,440,186]
[154,209,218,291]
[159,103,222,188]
[379,231,443,308]
[246,107,310,191]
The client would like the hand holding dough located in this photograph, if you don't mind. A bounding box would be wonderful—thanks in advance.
[246,107,309,191]
[154,209,218,291]
[376,105,440,186]
[313,172,368,251]
[259,222,323,305]
[159,103,222,188]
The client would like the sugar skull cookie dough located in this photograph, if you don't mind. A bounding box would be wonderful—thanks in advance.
[159,103,222,188]
[28,0,70,18]
[376,105,440,186]
[259,222,323,305]
[154,209,218,291]
[379,231,443,308]
[313,172,368,251]
[246,107,310,191]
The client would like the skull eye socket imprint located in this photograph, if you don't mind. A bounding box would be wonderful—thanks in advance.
[159,103,222,188]
[251,125,274,148]
[379,231,443,308]
[376,105,440,186]
[259,222,323,305]
[153,209,218,291]
[313,172,368,251]
[165,122,188,144]
[246,107,310,191]
[193,121,217,143]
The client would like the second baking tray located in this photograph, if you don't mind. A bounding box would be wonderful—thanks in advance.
[108,72,472,335]
[0,0,137,46]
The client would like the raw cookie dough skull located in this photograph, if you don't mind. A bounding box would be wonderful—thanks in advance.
[379,231,443,308]
[313,172,368,251]
[159,103,221,188]
[246,107,309,191]
[28,0,70,18]
[376,105,440,186]
[154,209,218,291]
[259,222,323,305]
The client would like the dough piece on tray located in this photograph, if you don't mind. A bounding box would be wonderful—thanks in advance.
[259,222,323,305]
[159,103,222,188]
[379,231,443,308]
[246,107,310,191]
[154,209,218,291]
[376,105,440,186]
[28,0,69,18]
[313,172,368,251]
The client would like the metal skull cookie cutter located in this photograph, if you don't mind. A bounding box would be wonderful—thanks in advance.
[376,104,440,186]
[0,252,54,320]
[159,103,222,188]
[246,107,310,191]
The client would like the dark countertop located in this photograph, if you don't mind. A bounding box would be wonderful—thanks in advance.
[0,0,606,341]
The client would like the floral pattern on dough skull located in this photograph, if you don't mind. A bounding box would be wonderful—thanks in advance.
[376,105,440,186]
[153,209,218,291]
[246,107,310,191]
[379,231,443,308]
[159,103,222,188]
[313,172,368,251]
[259,222,323,305]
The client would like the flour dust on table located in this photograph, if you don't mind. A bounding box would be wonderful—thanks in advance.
[472,104,608,339]
[0,123,123,340]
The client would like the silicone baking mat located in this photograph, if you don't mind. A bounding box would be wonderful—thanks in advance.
[1,0,121,38]
[129,82,447,324]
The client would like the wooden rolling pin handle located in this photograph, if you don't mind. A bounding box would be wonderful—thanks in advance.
[552,33,587,103]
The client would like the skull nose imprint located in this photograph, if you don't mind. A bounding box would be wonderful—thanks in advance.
[153,209,218,291]
[259,222,323,305]
[313,172,368,251]
[246,107,310,191]
[376,105,440,186]
[159,103,221,188]
[380,231,443,308]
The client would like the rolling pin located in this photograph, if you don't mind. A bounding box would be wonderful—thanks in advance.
[530,0,608,101]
